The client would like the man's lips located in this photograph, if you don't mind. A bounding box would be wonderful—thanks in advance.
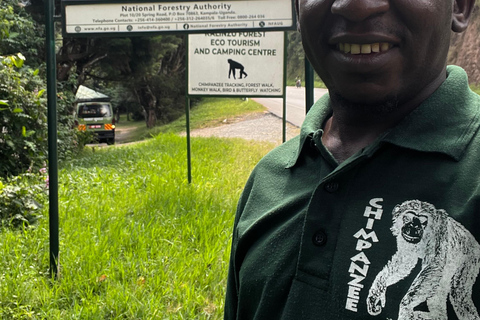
[329,33,400,55]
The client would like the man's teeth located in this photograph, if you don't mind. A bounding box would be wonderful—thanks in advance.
[338,43,392,54]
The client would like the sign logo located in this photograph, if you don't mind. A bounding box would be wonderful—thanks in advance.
[227,59,248,80]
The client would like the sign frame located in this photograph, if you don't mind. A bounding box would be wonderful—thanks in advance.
[61,0,297,37]
[49,0,296,277]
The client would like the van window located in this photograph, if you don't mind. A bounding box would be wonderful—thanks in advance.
[78,104,111,118]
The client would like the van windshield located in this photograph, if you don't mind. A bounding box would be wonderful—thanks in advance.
[78,103,111,118]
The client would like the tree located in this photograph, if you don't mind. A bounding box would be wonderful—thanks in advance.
[0,0,84,178]
[58,34,186,128]
[287,30,305,81]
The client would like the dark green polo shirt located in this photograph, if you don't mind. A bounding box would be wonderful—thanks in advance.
[225,66,480,320]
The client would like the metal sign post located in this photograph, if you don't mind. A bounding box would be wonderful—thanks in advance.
[305,58,315,114]
[45,0,59,278]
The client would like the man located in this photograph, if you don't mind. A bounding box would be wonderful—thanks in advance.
[225,0,480,318]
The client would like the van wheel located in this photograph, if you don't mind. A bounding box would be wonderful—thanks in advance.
[107,138,115,145]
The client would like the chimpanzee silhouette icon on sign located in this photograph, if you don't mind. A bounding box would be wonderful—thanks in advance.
[228,59,248,79]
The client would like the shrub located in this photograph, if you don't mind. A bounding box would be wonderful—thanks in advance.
[0,170,47,227]
[0,53,48,178]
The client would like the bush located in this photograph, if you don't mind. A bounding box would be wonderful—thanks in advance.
[0,53,48,178]
[0,170,47,227]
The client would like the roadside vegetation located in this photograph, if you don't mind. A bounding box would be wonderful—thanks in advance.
[470,85,480,95]
[0,97,274,319]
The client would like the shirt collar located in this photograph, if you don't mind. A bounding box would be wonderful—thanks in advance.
[286,65,480,168]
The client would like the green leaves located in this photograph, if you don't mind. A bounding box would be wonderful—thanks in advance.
[0,51,47,177]
[11,52,25,68]
[0,172,46,227]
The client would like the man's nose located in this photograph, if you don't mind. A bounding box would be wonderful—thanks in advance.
[331,0,390,22]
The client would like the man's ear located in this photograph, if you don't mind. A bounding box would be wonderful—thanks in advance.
[451,0,475,33]
[295,0,301,32]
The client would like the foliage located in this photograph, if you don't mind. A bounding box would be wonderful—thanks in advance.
[56,75,92,161]
[470,84,480,96]
[0,0,44,65]
[286,30,325,86]
[0,53,48,178]
[58,34,186,128]
[0,170,47,227]
[0,133,273,319]
[0,0,85,177]
[287,30,305,81]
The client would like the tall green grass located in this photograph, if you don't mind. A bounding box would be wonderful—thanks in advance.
[0,134,274,319]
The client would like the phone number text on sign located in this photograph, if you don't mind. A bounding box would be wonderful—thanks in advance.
[63,0,295,35]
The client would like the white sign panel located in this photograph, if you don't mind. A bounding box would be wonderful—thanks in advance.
[188,32,284,97]
[63,0,294,35]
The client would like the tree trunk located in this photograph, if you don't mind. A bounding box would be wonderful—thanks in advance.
[147,109,157,128]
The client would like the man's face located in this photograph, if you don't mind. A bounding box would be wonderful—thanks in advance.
[297,0,455,106]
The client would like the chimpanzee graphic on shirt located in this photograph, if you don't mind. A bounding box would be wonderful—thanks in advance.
[367,200,480,320]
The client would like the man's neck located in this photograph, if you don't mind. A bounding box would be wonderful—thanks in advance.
[322,114,392,163]
[321,71,447,163]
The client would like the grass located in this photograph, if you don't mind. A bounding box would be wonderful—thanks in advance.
[286,79,327,88]
[470,84,480,95]
[0,96,276,319]
[115,97,266,143]
[0,134,274,319]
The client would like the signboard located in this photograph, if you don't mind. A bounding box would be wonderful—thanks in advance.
[62,0,295,36]
[188,32,285,97]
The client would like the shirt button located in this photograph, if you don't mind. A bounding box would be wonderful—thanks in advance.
[324,181,339,193]
[312,230,327,247]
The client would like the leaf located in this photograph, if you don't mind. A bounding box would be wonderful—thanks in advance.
[0,100,8,106]
[22,126,26,137]
[33,69,39,76]
[25,130,35,138]
[12,53,25,68]
[12,108,23,113]
[26,199,42,210]
[24,140,36,152]
[12,57,21,68]
[36,89,45,98]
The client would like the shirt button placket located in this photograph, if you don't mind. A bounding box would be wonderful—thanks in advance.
[324,181,339,193]
[312,229,327,247]
[310,181,338,247]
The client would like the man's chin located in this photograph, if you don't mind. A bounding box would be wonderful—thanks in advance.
[330,91,400,116]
